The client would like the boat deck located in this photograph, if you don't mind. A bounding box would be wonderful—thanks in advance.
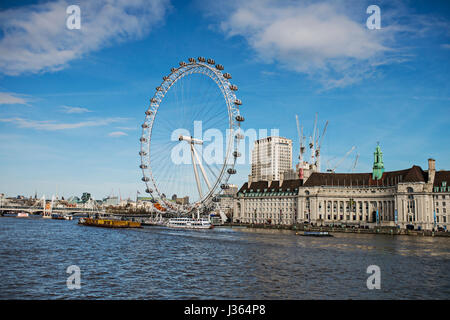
[78,218,141,228]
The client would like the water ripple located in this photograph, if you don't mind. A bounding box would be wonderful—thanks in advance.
[0,217,449,299]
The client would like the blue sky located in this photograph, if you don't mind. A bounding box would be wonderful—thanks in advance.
[0,0,449,200]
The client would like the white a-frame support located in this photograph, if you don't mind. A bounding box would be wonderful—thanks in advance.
[180,135,212,200]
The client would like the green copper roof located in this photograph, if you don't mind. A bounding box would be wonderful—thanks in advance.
[372,143,385,180]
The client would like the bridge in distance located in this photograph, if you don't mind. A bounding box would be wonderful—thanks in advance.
[0,205,94,215]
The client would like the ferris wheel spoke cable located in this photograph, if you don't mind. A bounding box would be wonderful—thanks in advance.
[189,75,224,131]
[188,77,218,124]
[152,140,198,202]
[191,94,227,133]
[193,84,223,122]
[203,160,220,184]
[201,84,224,113]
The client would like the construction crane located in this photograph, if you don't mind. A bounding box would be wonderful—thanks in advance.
[295,114,306,179]
[309,113,318,164]
[315,120,328,172]
[350,153,359,172]
[327,146,356,173]
[295,115,305,162]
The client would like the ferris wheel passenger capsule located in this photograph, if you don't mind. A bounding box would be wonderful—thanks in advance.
[139,164,148,169]
[234,99,242,105]
[156,86,163,91]
[229,84,238,91]
[140,137,147,142]
[171,67,177,72]
[223,73,232,79]
[233,151,241,158]
[220,184,230,189]
[235,133,244,140]
[142,177,150,182]
[212,196,220,202]
[215,64,224,70]
[188,57,196,63]
[235,115,245,122]
[150,98,158,103]
[141,123,149,128]
[198,57,206,62]
[179,61,187,67]
[163,76,169,81]
[145,110,152,116]
[139,151,147,156]
[207,58,215,65]
[145,188,153,194]
[227,168,237,174]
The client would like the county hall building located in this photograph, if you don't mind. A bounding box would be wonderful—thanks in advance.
[233,143,450,231]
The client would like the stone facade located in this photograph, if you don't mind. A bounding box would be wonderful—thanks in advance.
[218,184,238,217]
[233,154,450,231]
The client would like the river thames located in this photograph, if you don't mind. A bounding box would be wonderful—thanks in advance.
[0,216,449,299]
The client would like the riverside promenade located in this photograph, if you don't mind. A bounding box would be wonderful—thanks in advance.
[225,223,450,238]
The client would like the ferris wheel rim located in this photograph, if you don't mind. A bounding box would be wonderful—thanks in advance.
[139,58,243,214]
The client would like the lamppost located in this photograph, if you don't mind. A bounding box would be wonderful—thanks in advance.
[350,198,357,224]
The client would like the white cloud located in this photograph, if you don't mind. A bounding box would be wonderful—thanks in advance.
[61,105,91,113]
[108,131,128,137]
[0,117,127,130]
[206,0,447,89]
[0,92,29,105]
[0,0,170,75]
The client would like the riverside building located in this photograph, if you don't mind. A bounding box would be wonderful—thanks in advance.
[233,144,450,231]
[218,184,238,217]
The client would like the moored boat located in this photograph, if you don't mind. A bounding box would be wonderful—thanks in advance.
[141,218,167,226]
[167,217,213,229]
[78,217,141,228]
[298,231,333,237]
[17,212,29,218]
[51,213,73,220]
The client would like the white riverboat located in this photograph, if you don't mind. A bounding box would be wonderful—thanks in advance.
[17,212,29,218]
[167,217,213,229]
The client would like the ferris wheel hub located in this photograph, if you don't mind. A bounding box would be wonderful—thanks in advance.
[178,135,203,145]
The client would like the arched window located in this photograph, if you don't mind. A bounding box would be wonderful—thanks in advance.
[407,187,414,200]
[406,187,415,213]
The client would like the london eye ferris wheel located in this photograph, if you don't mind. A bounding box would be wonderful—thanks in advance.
[139,57,245,215]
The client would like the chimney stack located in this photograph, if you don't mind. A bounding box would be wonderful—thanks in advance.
[428,158,436,184]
